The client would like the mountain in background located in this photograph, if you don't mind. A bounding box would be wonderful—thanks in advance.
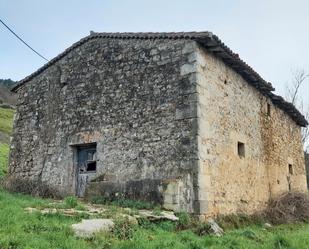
[0,79,17,107]
[0,79,16,88]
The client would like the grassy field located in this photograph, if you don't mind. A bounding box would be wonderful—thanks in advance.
[0,107,14,177]
[0,107,14,136]
[0,143,9,176]
[1,143,308,249]
[0,189,308,249]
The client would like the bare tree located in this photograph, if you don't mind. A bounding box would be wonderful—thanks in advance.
[285,69,309,152]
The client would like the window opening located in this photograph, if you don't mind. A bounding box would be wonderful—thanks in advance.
[237,142,245,158]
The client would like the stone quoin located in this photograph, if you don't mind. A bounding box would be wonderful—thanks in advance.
[9,32,308,216]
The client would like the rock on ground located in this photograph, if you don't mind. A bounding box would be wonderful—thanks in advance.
[207,218,224,236]
[138,210,179,221]
[72,219,114,237]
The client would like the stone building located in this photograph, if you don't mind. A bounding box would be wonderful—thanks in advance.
[9,32,308,216]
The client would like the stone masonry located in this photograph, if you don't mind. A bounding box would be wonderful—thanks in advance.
[9,32,308,216]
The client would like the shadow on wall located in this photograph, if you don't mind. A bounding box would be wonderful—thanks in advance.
[305,153,309,189]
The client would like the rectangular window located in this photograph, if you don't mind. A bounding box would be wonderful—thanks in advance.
[237,142,245,158]
[288,164,293,175]
[267,103,271,116]
[77,143,97,173]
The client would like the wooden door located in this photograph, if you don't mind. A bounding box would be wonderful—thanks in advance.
[76,145,97,197]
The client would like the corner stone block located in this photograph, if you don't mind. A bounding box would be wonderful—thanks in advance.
[180,63,197,76]
[175,104,197,120]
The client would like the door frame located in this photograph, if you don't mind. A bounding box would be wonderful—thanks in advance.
[71,142,97,196]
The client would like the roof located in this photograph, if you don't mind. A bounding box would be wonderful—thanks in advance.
[11,31,308,127]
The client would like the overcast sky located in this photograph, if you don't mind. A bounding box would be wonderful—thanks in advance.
[1,0,308,106]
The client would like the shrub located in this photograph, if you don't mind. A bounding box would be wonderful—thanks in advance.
[64,196,78,208]
[263,191,309,224]
[176,211,191,229]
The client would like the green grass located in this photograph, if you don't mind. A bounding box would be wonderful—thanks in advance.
[0,107,14,136]
[0,143,9,176]
[0,107,14,176]
[0,189,308,249]
[0,189,92,249]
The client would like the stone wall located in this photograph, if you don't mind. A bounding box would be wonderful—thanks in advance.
[9,38,199,212]
[9,36,307,216]
[193,44,307,216]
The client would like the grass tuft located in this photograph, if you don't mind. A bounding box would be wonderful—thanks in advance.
[64,196,78,208]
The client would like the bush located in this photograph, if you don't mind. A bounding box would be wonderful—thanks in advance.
[176,211,191,229]
[64,196,78,208]
[263,191,309,224]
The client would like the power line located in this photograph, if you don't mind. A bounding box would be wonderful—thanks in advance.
[0,18,49,62]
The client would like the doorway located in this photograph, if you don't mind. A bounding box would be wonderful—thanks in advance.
[75,143,97,197]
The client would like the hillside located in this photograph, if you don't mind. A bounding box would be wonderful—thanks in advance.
[0,79,15,88]
[0,107,14,175]
[0,107,14,144]
[0,78,17,145]
[0,79,17,107]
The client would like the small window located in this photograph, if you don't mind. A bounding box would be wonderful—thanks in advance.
[237,142,245,158]
[86,161,97,172]
[288,164,293,175]
[76,143,97,173]
[267,103,271,116]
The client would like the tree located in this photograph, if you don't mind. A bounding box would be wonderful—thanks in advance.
[285,69,309,152]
